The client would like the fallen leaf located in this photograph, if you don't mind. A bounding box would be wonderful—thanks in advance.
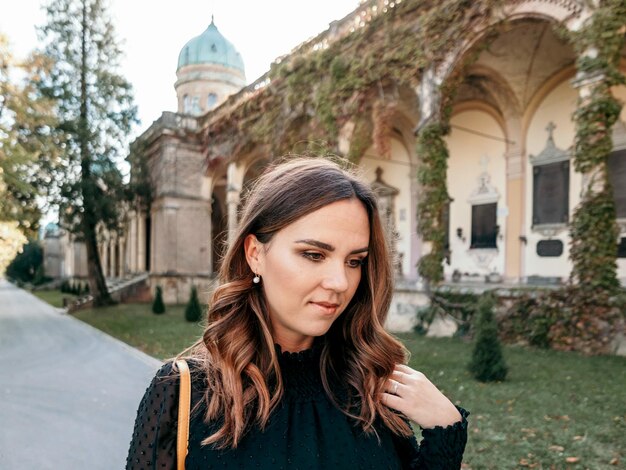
[549,445,565,452]
[609,457,619,466]
[565,456,580,463]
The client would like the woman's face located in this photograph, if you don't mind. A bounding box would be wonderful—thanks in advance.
[245,198,370,352]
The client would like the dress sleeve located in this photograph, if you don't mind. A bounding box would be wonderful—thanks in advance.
[394,407,470,470]
[126,362,179,470]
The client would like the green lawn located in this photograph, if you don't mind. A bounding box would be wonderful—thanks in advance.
[68,303,624,469]
[397,334,625,469]
[73,302,204,359]
[31,289,77,308]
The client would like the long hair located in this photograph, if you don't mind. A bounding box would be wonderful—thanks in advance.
[188,157,412,449]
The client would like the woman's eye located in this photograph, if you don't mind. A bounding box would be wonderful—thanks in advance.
[302,252,324,262]
[347,258,365,268]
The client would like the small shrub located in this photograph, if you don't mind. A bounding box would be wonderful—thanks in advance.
[185,286,203,322]
[468,293,508,382]
[152,286,166,314]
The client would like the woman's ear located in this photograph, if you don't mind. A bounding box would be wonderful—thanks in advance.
[244,234,263,273]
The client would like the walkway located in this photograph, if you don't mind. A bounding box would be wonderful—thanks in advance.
[0,279,161,469]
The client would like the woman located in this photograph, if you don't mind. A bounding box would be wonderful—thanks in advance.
[127,158,468,469]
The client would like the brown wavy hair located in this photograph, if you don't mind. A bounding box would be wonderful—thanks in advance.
[187,157,412,449]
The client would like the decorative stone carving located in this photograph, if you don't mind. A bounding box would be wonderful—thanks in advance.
[468,248,498,271]
[529,122,570,166]
[371,167,402,275]
[468,155,500,205]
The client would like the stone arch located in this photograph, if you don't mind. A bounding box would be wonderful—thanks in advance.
[445,106,508,279]
[436,1,584,98]
[522,65,577,146]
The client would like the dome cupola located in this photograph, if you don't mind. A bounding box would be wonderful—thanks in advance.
[175,17,246,116]
[177,18,245,74]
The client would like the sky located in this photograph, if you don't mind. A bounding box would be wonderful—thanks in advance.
[1,0,361,136]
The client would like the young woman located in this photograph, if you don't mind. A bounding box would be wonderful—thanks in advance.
[127,158,468,469]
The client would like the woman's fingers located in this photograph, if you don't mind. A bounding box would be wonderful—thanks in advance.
[386,378,402,396]
[382,363,462,429]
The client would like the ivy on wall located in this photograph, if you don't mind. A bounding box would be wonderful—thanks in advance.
[416,121,450,285]
[569,0,626,295]
[198,0,503,286]
[202,0,504,162]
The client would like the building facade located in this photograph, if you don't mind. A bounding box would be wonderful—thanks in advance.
[114,1,625,315]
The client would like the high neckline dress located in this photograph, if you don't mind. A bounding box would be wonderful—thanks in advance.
[127,344,469,469]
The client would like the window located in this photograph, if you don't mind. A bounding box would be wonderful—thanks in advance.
[207,93,218,110]
[532,161,569,226]
[471,203,497,249]
[183,94,191,114]
[190,96,200,115]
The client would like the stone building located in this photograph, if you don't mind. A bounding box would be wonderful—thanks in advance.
[42,224,88,280]
[112,1,625,322]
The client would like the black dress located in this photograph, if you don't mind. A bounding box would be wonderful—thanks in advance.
[127,345,469,469]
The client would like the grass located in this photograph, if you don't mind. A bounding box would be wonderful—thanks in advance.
[73,302,204,359]
[398,334,625,469]
[67,302,625,469]
[31,289,77,308]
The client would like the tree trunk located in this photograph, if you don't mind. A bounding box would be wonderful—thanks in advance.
[79,0,113,307]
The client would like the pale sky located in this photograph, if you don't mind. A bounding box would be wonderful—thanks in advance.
[1,0,360,136]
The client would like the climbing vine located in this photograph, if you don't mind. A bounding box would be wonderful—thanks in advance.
[416,121,451,286]
[203,0,505,163]
[568,0,626,295]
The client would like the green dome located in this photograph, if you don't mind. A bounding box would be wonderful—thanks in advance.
[177,19,245,73]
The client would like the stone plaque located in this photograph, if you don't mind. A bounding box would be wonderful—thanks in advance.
[618,237,626,259]
[533,161,569,226]
[608,149,626,219]
[536,239,563,257]
[471,203,497,249]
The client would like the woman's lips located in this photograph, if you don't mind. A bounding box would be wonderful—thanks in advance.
[310,301,340,315]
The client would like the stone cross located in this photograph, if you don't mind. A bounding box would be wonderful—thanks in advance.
[480,154,490,172]
[546,121,556,141]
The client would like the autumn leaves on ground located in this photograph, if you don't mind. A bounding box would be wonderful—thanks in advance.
[51,299,625,469]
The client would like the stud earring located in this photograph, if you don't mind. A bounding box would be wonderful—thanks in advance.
[253,274,261,284]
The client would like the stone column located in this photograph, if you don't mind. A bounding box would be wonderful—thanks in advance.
[226,162,242,246]
[504,144,524,282]
[101,235,109,278]
[128,212,137,273]
[201,175,214,276]
[119,236,126,277]
[109,236,117,278]
[137,214,146,272]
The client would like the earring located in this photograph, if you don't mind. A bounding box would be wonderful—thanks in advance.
[253,274,261,284]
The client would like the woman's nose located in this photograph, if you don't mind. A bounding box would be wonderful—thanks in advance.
[321,262,349,292]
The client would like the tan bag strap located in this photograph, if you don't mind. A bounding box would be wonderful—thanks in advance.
[175,359,191,470]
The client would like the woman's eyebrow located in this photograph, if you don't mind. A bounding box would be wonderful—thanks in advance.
[294,239,369,255]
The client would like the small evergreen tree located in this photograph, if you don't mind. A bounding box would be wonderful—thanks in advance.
[468,293,508,382]
[152,286,165,314]
[185,286,202,322]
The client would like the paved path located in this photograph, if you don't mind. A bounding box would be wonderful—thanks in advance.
[0,279,162,469]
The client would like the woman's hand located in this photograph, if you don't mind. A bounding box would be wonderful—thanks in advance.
[382,364,462,429]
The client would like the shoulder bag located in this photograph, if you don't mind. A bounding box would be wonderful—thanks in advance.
[175,359,191,470]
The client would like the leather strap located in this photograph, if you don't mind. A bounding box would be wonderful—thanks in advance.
[175,359,191,470]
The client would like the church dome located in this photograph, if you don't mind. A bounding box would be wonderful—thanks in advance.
[177,19,245,73]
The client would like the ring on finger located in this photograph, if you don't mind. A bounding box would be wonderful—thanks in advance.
[392,381,398,395]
